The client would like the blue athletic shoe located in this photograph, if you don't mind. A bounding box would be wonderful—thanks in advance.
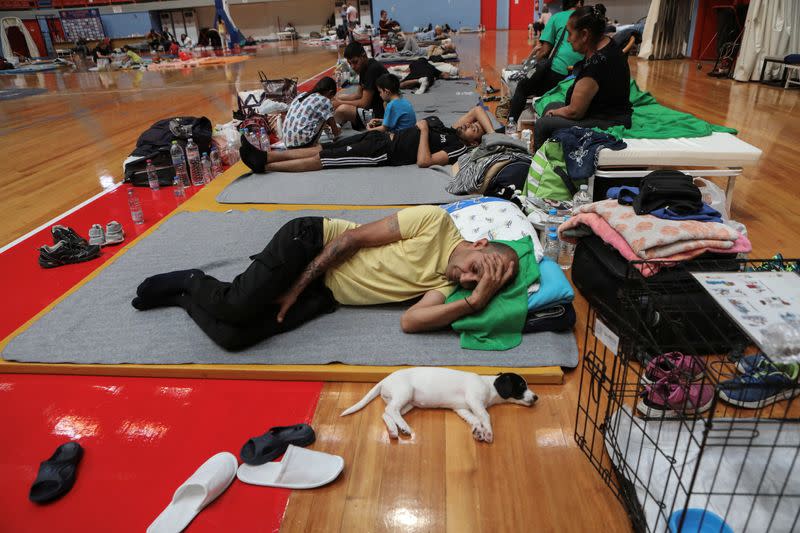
[719,359,800,409]
[735,354,770,374]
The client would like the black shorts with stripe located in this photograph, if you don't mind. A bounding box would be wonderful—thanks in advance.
[318,131,394,168]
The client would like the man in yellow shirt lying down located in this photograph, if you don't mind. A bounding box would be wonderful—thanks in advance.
[132,205,519,351]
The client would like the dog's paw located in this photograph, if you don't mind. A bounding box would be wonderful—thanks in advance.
[472,424,493,443]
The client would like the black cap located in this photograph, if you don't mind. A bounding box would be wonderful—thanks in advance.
[239,134,268,173]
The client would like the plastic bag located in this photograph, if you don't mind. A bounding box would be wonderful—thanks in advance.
[693,177,729,219]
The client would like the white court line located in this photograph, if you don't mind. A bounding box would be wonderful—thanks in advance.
[0,67,335,257]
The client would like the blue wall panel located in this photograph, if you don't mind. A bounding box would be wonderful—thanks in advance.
[372,0,480,30]
[99,13,153,39]
[495,0,509,30]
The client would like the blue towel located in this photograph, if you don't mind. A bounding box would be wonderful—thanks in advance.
[551,127,626,180]
[607,186,723,223]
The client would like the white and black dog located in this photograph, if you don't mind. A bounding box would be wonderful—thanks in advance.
[341,367,538,443]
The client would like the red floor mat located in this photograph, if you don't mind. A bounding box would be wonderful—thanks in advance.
[0,374,322,533]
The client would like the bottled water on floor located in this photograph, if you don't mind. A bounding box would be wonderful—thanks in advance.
[170,141,190,186]
[145,159,159,191]
[572,184,592,214]
[172,175,185,198]
[200,153,213,184]
[544,232,560,262]
[506,117,518,139]
[186,137,203,187]
[226,139,240,164]
[558,216,575,270]
[259,128,270,151]
[210,147,223,177]
[541,208,561,247]
[128,189,144,224]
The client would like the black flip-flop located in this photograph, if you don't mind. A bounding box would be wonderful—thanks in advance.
[29,442,84,504]
[240,424,316,466]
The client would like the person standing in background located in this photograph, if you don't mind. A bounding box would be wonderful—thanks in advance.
[217,16,228,52]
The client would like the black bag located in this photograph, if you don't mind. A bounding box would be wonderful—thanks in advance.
[521,25,566,83]
[572,235,744,356]
[124,117,212,187]
[259,71,298,104]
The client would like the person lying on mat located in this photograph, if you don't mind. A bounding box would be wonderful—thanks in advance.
[132,206,519,351]
[367,73,416,133]
[332,42,389,130]
[397,58,457,94]
[239,106,493,172]
[533,4,632,151]
[283,76,341,148]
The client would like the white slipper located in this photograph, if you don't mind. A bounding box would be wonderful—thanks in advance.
[147,452,238,533]
[236,445,344,489]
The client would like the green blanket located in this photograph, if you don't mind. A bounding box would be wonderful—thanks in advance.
[445,237,539,351]
[534,78,737,139]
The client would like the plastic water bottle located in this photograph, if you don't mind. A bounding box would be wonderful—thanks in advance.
[558,216,575,270]
[170,141,189,186]
[186,138,203,186]
[128,189,144,224]
[506,117,518,139]
[172,175,185,198]
[259,128,270,152]
[572,184,592,214]
[541,208,561,246]
[200,153,213,184]
[544,232,560,262]
[145,159,159,191]
[210,147,223,177]
[226,139,240,164]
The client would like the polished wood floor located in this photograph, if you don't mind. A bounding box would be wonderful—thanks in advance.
[1,32,799,532]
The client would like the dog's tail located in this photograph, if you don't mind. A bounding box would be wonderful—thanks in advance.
[340,381,382,416]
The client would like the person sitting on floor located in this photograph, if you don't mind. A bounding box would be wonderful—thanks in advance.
[367,73,416,133]
[533,4,632,151]
[378,10,401,36]
[332,42,389,131]
[180,33,195,49]
[121,46,144,68]
[239,105,493,172]
[283,76,341,148]
[508,0,585,123]
[92,38,114,61]
[132,205,519,351]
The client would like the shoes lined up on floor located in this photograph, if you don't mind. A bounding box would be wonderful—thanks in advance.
[636,351,800,418]
[28,423,343,533]
[38,222,124,269]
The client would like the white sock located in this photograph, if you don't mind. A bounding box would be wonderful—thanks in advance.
[416,77,430,95]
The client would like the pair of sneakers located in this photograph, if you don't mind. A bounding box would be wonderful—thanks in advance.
[718,355,800,409]
[88,221,124,247]
[38,225,102,269]
[637,352,714,418]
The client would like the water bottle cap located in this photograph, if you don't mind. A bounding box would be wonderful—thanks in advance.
[548,232,558,239]
[172,140,177,144]
[146,159,152,163]
[580,184,588,191]
[548,208,557,215]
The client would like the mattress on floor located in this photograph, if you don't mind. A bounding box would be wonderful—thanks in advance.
[598,132,763,167]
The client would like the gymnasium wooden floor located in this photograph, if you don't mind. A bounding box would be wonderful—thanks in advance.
[1,31,799,532]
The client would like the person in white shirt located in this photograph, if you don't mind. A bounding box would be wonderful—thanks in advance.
[346,1,359,29]
[180,34,195,49]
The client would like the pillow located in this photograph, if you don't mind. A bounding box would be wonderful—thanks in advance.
[444,196,544,263]
[528,258,574,311]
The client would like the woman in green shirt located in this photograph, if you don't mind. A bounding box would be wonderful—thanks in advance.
[508,0,585,122]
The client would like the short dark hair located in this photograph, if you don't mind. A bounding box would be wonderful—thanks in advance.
[376,73,400,94]
[562,0,584,9]
[482,242,520,279]
[569,4,607,43]
[344,41,366,59]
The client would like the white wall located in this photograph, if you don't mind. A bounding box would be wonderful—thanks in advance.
[601,0,651,24]
[196,0,336,37]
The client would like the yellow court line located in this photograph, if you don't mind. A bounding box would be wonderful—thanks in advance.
[0,162,564,384]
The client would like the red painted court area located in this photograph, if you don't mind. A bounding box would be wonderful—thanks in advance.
[0,374,322,533]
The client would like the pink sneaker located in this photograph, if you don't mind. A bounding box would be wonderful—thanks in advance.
[641,352,706,384]
[637,376,715,418]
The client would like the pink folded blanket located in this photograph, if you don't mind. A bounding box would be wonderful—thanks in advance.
[560,212,751,277]
[575,200,743,260]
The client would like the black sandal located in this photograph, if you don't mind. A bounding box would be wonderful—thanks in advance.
[240,424,316,465]
[29,442,84,504]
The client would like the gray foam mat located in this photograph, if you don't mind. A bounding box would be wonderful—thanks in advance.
[2,210,578,368]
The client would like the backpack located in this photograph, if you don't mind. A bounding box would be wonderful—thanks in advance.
[124,116,213,187]
[523,140,586,202]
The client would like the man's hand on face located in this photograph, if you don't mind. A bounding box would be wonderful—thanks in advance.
[468,254,515,310]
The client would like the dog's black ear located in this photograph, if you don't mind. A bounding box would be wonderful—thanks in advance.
[494,373,514,399]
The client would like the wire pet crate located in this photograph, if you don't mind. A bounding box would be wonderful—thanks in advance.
[575,258,800,533]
